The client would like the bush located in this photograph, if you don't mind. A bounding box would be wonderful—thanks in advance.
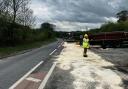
[88,21,128,34]
[0,21,56,47]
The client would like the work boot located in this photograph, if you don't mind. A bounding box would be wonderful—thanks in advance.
[83,54,88,57]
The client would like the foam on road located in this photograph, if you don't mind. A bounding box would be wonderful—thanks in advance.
[48,42,124,89]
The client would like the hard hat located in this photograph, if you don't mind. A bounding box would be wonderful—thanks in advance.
[84,34,88,37]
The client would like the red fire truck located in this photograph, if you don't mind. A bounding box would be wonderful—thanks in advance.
[89,31,128,48]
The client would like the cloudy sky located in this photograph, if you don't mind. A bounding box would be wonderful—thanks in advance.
[31,0,128,31]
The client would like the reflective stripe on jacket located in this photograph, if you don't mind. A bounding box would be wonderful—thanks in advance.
[83,38,89,48]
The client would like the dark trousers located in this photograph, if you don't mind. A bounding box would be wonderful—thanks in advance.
[84,48,87,56]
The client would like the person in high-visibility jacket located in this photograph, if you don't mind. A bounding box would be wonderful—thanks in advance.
[83,34,89,57]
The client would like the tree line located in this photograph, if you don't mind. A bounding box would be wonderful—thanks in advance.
[87,10,128,34]
[0,0,55,46]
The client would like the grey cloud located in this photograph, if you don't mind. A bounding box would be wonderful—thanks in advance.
[32,0,128,30]
[118,0,128,11]
[39,0,120,23]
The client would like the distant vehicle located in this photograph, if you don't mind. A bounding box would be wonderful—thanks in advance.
[65,32,75,42]
[89,31,128,48]
[66,37,75,42]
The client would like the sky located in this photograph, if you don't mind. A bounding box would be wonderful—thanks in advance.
[31,0,128,31]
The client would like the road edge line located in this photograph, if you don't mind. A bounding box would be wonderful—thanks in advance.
[49,49,57,55]
[9,61,44,89]
[38,62,57,89]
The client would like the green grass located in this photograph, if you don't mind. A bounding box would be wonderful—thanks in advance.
[0,38,56,58]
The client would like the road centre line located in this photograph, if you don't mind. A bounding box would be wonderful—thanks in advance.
[49,49,57,55]
[38,62,57,89]
[9,61,44,89]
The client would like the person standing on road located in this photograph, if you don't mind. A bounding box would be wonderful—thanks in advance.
[83,34,89,57]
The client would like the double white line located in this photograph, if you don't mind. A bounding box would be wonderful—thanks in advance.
[49,42,63,55]
[9,61,44,89]
[38,62,57,89]
[9,42,64,89]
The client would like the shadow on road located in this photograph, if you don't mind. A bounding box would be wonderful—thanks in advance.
[90,46,128,66]
[44,45,75,89]
[90,46,128,89]
[45,66,75,89]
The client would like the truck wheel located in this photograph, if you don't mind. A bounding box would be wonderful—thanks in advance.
[101,41,107,49]
[116,43,121,48]
[112,41,121,48]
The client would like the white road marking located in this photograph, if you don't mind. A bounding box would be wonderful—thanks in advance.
[58,45,61,48]
[26,77,41,83]
[49,49,57,55]
[9,61,44,89]
[57,42,64,48]
[61,42,64,45]
[38,62,57,89]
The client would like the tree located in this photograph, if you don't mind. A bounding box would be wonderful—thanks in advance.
[0,0,11,22]
[0,0,35,26]
[17,8,36,27]
[41,23,55,31]
[7,0,31,23]
[40,22,56,38]
[117,10,128,22]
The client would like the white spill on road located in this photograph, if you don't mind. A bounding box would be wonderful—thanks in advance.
[49,42,124,89]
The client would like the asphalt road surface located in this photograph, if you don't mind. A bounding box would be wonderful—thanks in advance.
[0,40,63,89]
[47,43,127,89]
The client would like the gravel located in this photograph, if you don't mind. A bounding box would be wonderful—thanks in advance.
[47,42,125,89]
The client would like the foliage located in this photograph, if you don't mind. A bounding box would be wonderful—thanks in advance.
[87,21,128,34]
[0,38,56,56]
[0,0,56,47]
[40,23,56,38]
[0,22,56,46]
[117,10,128,22]
[86,10,128,34]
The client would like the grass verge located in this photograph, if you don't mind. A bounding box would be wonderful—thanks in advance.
[0,38,56,58]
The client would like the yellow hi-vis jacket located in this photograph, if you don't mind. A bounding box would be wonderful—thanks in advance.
[83,38,89,48]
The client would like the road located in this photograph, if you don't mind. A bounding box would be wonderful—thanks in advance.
[89,45,128,65]
[0,40,63,89]
[46,42,128,89]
